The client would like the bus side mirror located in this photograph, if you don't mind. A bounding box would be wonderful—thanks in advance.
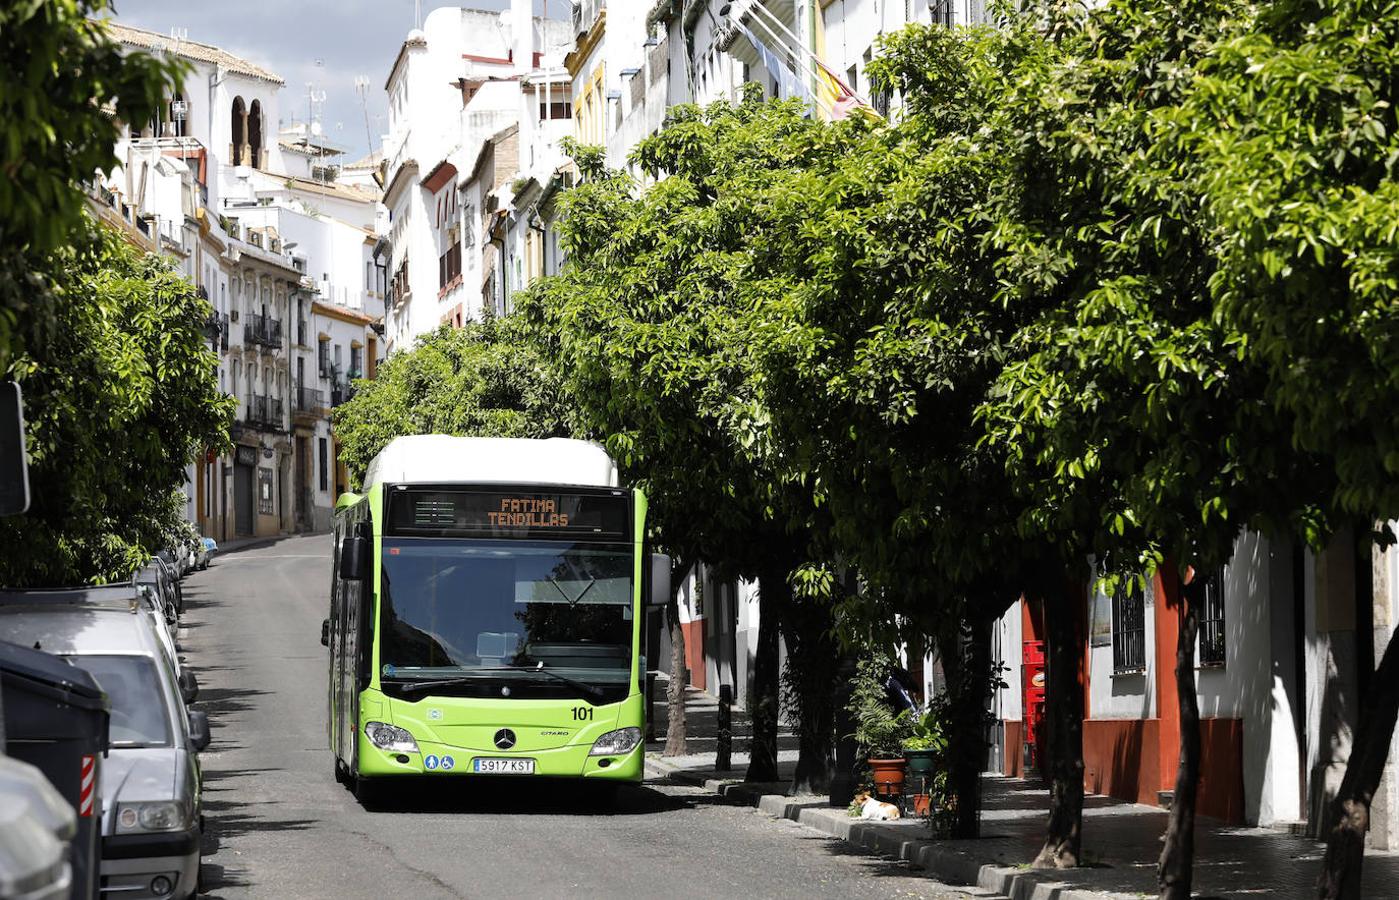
[339,535,369,581]
[649,553,671,608]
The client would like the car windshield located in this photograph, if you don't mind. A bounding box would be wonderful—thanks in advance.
[65,654,172,748]
[379,539,635,699]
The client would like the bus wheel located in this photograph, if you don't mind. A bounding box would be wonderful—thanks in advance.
[333,758,350,786]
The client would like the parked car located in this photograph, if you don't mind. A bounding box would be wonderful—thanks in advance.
[135,559,183,624]
[155,548,184,581]
[0,596,208,900]
[0,586,196,705]
[0,747,77,900]
[135,562,179,627]
[195,537,216,570]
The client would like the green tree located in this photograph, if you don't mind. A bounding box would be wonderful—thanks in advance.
[1142,1,1399,894]
[0,1,182,369]
[0,218,233,586]
[972,2,1397,895]
[332,318,571,487]
[521,123,833,787]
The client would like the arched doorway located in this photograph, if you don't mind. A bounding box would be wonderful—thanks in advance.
[248,100,263,169]
[231,96,246,165]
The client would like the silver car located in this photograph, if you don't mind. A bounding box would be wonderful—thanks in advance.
[0,598,208,900]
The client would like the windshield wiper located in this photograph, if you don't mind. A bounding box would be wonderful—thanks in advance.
[504,662,606,703]
[390,665,606,703]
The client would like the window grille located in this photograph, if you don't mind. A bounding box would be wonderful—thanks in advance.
[1199,568,1227,666]
[931,0,954,26]
[1112,580,1146,673]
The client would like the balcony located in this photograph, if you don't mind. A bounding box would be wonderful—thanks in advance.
[330,381,357,408]
[245,394,284,430]
[293,386,325,416]
[203,309,231,353]
[245,313,283,351]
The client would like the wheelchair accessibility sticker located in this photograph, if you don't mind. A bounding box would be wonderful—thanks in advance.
[423,754,455,772]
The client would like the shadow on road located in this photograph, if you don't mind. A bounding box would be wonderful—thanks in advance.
[348,775,721,818]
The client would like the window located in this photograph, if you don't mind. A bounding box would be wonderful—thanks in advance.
[318,437,328,492]
[350,346,362,377]
[538,100,572,120]
[931,0,954,26]
[1199,568,1227,666]
[318,338,330,377]
[257,467,274,515]
[439,239,461,289]
[1111,580,1146,674]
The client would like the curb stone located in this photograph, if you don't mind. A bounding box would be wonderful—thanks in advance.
[645,756,1140,900]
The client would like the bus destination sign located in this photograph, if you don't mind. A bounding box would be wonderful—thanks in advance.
[488,496,570,528]
[388,488,629,540]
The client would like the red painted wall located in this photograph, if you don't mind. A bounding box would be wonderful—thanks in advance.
[680,619,706,691]
[1003,720,1024,777]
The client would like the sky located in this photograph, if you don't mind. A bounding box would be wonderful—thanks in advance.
[106,0,522,162]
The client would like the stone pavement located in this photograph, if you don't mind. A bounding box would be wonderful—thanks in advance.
[645,686,1399,899]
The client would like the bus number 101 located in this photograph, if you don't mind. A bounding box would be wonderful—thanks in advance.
[572,706,593,721]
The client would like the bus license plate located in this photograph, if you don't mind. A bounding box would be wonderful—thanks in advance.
[474,758,535,775]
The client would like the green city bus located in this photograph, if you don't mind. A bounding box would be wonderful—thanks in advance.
[323,435,668,799]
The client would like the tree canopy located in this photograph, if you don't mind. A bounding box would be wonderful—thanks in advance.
[0,218,232,586]
[332,317,571,486]
[0,0,183,370]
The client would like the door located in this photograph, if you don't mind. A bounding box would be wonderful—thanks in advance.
[234,463,254,536]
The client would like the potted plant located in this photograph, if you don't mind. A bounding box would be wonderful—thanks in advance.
[902,700,947,815]
[849,657,914,797]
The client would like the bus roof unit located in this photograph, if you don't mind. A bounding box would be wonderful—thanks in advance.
[361,435,619,490]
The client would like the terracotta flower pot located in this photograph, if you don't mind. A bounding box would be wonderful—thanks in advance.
[910,793,932,816]
[868,757,908,797]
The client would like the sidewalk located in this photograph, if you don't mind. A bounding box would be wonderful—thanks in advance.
[645,687,1399,899]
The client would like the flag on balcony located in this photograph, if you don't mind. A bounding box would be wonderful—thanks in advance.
[813,60,877,121]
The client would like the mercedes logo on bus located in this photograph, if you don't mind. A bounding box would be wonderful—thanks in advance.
[493,729,517,750]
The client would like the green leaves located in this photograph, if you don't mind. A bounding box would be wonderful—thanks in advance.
[0,1,186,371]
[0,217,232,586]
[332,317,572,485]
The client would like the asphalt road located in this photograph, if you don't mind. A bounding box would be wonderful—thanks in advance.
[178,534,976,899]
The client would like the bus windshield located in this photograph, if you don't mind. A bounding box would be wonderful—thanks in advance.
[378,538,634,695]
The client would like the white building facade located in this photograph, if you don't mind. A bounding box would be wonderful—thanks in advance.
[97,21,384,539]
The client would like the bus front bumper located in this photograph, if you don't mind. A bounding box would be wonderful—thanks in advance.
[357,741,644,782]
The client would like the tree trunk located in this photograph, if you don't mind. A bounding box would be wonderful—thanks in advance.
[662,574,690,757]
[1158,577,1204,900]
[1034,573,1085,869]
[938,616,994,839]
[746,564,787,783]
[782,592,837,796]
[1317,620,1399,899]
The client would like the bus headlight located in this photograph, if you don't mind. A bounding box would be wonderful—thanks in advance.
[364,721,419,753]
[589,727,641,757]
